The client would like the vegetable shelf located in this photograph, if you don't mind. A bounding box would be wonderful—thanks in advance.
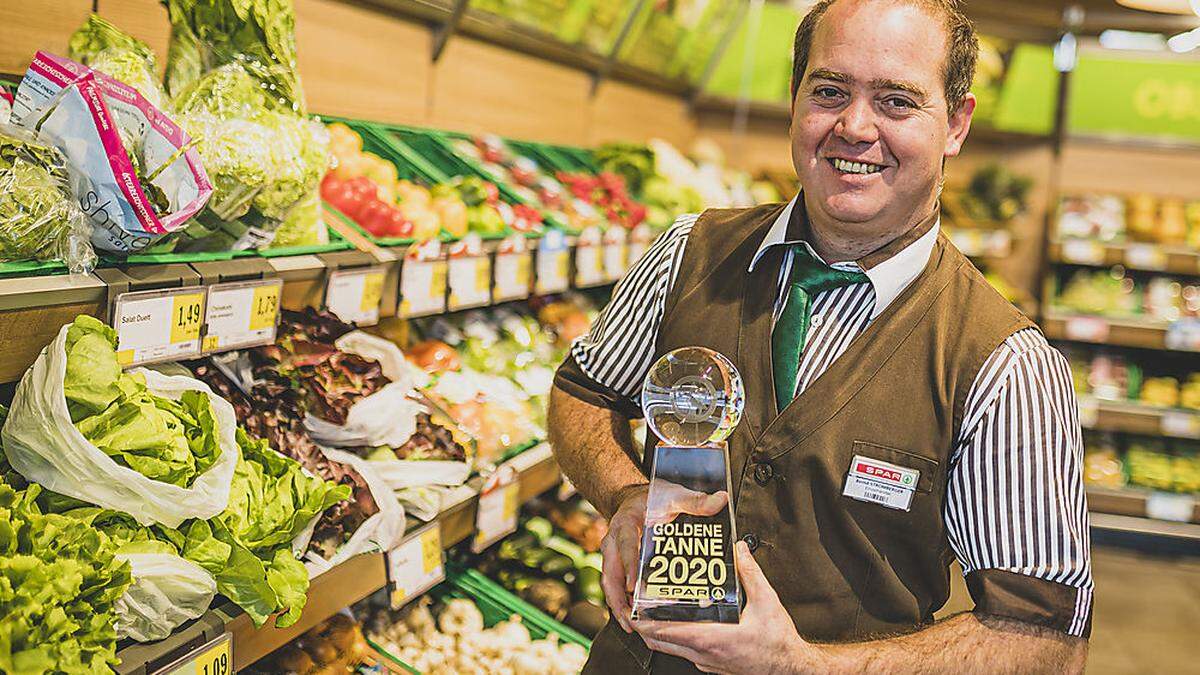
[114,443,565,674]
[1079,396,1200,441]
[1050,239,1200,276]
[1043,311,1182,352]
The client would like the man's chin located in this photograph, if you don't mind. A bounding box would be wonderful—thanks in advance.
[813,194,886,225]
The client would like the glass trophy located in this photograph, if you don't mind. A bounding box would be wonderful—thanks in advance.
[631,347,745,623]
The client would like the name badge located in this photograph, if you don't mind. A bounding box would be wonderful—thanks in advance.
[842,455,919,511]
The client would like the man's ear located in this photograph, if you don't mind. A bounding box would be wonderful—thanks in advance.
[945,92,976,158]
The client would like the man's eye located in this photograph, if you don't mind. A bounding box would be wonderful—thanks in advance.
[884,96,916,109]
[814,87,842,99]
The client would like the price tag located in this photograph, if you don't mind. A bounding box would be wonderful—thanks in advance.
[557,474,578,501]
[603,242,628,282]
[536,248,570,294]
[388,522,445,609]
[949,229,984,257]
[1166,318,1200,351]
[473,473,520,553]
[399,259,448,317]
[1125,243,1167,271]
[113,287,206,366]
[202,278,282,353]
[628,240,649,266]
[1161,411,1200,438]
[1077,396,1099,428]
[1064,316,1110,342]
[1146,492,1196,523]
[447,255,492,310]
[154,633,231,675]
[325,266,388,326]
[494,251,533,301]
[575,245,605,287]
[1060,239,1106,265]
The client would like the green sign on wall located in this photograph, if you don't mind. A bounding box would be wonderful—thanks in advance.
[1069,54,1200,142]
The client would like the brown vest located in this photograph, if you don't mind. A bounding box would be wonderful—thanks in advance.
[584,204,1035,674]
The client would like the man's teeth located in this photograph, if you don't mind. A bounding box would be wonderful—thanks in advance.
[832,158,882,175]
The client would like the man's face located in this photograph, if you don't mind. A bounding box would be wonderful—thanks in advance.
[790,0,974,232]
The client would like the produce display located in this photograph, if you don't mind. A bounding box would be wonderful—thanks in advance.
[367,595,588,674]
[1082,432,1200,494]
[1051,267,1200,322]
[1057,192,1200,246]
[943,163,1033,224]
[255,613,370,674]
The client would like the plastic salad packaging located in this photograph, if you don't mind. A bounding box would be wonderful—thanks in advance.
[10,52,212,254]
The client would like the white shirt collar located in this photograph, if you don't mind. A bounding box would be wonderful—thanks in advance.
[747,193,940,319]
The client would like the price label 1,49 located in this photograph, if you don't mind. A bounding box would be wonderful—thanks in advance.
[473,474,520,553]
[326,266,388,326]
[400,259,448,317]
[202,278,282,353]
[388,522,445,609]
[154,633,231,675]
[113,287,206,366]
[447,255,492,310]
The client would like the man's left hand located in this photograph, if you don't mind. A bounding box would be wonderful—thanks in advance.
[633,541,831,674]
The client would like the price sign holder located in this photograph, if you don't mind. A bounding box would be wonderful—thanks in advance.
[325,265,388,326]
[495,239,534,302]
[153,632,232,675]
[447,254,492,310]
[1166,318,1200,352]
[628,239,650,267]
[201,278,282,353]
[1161,410,1200,439]
[1064,315,1110,343]
[575,244,606,287]
[1060,239,1106,265]
[603,242,628,282]
[112,286,206,366]
[1125,243,1168,271]
[473,466,520,553]
[1077,396,1099,429]
[400,258,448,317]
[536,232,571,294]
[1146,492,1196,523]
[387,522,445,609]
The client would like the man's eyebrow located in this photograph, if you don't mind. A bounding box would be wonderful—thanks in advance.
[808,68,851,84]
[871,78,928,98]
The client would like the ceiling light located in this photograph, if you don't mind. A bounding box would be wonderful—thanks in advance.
[1115,0,1195,14]
[1100,29,1168,49]
[1168,26,1200,51]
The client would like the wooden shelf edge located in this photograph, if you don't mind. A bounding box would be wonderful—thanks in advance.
[1088,488,1200,527]
[1042,311,1176,351]
[1049,239,1200,276]
[116,444,565,674]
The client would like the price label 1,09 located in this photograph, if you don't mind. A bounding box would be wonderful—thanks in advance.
[202,278,283,353]
[154,633,231,675]
[473,473,520,553]
[325,266,388,326]
[113,287,206,366]
[388,522,445,609]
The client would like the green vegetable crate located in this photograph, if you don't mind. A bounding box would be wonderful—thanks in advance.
[370,564,591,673]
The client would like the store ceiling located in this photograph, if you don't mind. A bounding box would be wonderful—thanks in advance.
[963,0,1200,40]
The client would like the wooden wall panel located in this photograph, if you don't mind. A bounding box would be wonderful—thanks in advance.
[1058,141,1200,200]
[590,81,696,149]
[94,0,171,75]
[0,0,92,75]
[693,110,794,172]
[295,0,431,123]
[430,36,590,144]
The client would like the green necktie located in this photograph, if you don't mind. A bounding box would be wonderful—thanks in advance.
[770,245,868,411]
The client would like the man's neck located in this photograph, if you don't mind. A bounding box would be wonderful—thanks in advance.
[802,193,938,264]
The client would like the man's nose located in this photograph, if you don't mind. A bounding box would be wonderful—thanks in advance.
[834,99,879,144]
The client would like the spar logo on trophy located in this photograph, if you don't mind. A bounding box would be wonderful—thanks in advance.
[631,347,745,623]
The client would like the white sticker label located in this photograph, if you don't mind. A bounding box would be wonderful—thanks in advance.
[473,473,520,553]
[113,287,206,366]
[1125,244,1167,271]
[447,255,491,310]
[603,242,628,281]
[202,278,282,353]
[628,240,649,267]
[399,259,447,317]
[1061,239,1106,265]
[842,455,918,511]
[388,522,445,609]
[1064,316,1110,342]
[557,474,578,501]
[494,251,533,300]
[1078,396,1100,429]
[1145,492,1195,523]
[326,266,387,326]
[575,245,606,287]
[1161,411,1200,438]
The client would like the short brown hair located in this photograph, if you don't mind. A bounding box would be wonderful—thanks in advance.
[791,0,979,113]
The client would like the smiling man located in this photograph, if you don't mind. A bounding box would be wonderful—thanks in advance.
[548,0,1092,673]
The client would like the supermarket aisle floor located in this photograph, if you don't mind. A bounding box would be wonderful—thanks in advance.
[937,547,1199,673]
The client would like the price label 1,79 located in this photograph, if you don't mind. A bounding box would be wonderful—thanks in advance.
[388,522,445,609]
[447,255,492,310]
[326,266,388,326]
[400,259,448,317]
[113,287,206,366]
[202,278,282,353]
[473,472,520,553]
[154,633,231,675]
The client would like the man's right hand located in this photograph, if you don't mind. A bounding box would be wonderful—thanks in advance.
[600,481,731,633]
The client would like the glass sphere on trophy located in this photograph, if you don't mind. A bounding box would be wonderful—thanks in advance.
[631,347,744,623]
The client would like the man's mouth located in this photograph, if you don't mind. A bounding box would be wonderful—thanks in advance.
[829,158,884,175]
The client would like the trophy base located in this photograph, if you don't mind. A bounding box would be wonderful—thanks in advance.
[630,443,741,623]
